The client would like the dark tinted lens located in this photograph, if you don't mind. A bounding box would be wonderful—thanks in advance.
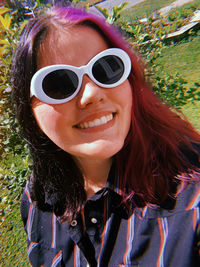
[92,55,124,85]
[42,69,78,99]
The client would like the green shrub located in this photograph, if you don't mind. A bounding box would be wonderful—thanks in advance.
[96,2,129,23]
[180,6,196,18]
[167,9,181,21]
[153,75,200,108]
[0,4,35,264]
[166,19,184,33]
[167,2,199,22]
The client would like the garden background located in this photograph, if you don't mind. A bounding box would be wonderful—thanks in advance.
[0,0,200,265]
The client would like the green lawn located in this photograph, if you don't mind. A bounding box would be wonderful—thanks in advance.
[182,101,200,131]
[119,0,175,22]
[119,0,200,22]
[0,154,30,266]
[155,37,200,88]
[154,36,200,130]
[0,205,30,266]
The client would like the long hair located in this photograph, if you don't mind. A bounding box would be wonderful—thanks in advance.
[11,6,200,223]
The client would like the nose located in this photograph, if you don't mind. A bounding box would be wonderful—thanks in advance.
[77,75,104,109]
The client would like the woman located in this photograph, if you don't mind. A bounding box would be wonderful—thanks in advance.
[11,5,200,267]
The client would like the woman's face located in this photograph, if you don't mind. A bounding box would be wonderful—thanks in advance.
[32,25,132,161]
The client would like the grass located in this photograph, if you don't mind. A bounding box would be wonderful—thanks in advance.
[153,35,200,130]
[119,0,200,23]
[0,205,30,266]
[119,0,175,22]
[155,36,200,88]
[182,101,200,131]
[74,0,103,6]
[0,154,31,266]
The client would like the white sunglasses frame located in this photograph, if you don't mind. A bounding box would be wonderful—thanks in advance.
[30,48,131,104]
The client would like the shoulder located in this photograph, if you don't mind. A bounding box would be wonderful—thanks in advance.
[20,180,63,249]
[177,181,200,211]
[20,181,54,233]
[140,180,200,219]
[177,143,200,211]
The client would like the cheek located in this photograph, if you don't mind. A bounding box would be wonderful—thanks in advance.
[120,81,133,130]
[125,80,133,102]
[118,80,133,114]
[32,104,64,139]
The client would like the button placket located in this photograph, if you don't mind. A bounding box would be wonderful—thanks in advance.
[91,217,98,224]
[67,216,84,244]
[71,220,77,227]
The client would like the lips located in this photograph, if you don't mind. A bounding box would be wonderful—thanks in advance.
[75,113,114,129]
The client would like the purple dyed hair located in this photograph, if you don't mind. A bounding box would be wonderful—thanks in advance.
[11,6,200,223]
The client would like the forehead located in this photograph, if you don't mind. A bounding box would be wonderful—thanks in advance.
[37,25,109,68]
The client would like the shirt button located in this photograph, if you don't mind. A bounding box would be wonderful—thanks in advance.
[91,217,98,224]
[71,220,77,227]
[103,191,108,197]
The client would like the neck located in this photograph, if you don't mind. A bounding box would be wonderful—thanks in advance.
[73,157,112,199]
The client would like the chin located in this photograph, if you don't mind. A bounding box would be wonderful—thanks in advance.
[70,140,124,160]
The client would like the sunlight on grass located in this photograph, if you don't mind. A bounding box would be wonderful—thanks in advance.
[154,36,200,129]
[119,0,175,22]
[154,37,200,88]
[182,101,200,131]
[0,206,30,266]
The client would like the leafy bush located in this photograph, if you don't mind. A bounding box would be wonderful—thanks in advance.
[153,75,200,108]
[0,2,37,263]
[0,5,28,157]
[96,2,129,23]
[163,19,184,34]
[167,9,181,21]
[167,1,199,22]
[180,6,196,18]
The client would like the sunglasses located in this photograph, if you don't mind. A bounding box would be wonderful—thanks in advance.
[30,48,131,104]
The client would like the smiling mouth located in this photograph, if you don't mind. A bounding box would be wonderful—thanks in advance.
[75,113,115,129]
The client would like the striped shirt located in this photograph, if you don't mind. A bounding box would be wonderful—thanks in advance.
[21,169,200,267]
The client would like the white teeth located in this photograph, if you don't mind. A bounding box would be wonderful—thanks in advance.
[84,122,88,128]
[78,114,114,129]
[89,121,95,127]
